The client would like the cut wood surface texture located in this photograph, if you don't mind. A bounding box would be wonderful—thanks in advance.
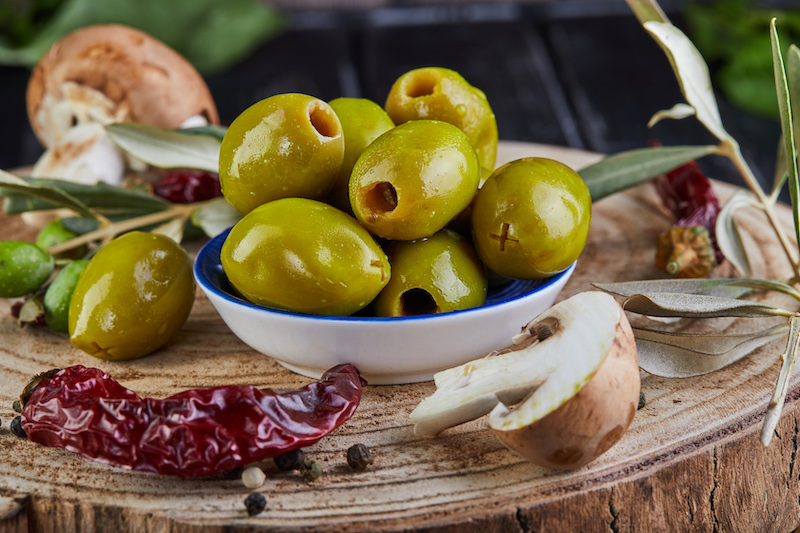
[1,142,799,532]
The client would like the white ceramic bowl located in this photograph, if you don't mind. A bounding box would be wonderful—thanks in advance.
[194,230,575,385]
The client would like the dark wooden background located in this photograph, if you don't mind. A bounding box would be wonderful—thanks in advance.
[0,0,786,198]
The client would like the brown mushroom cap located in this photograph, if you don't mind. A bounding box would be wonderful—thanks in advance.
[27,24,220,147]
[489,306,640,470]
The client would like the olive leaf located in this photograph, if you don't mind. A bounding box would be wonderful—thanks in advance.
[761,316,800,446]
[623,292,794,318]
[151,216,187,244]
[643,21,731,143]
[772,135,788,201]
[647,103,696,128]
[634,323,788,378]
[105,123,220,172]
[190,197,242,238]
[2,177,171,216]
[0,169,97,220]
[181,125,228,142]
[578,145,718,201]
[624,0,668,24]
[17,296,45,327]
[715,189,755,278]
[771,20,800,259]
[596,278,800,300]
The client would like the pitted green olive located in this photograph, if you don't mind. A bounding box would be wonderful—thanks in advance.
[0,241,54,298]
[374,229,486,317]
[349,120,480,241]
[471,157,591,279]
[327,97,395,212]
[219,93,345,215]
[68,232,195,360]
[221,198,391,316]
[385,67,498,174]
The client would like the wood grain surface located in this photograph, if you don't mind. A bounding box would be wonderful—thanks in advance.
[1,143,799,532]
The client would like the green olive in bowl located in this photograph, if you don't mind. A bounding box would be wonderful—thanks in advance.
[68,232,195,360]
[349,120,480,241]
[219,93,345,215]
[221,198,391,316]
[471,157,591,279]
[374,229,486,317]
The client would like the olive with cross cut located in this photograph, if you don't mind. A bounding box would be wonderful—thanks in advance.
[470,157,591,279]
[68,232,195,360]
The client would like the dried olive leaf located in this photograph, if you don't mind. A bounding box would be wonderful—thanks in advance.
[770,20,800,252]
[191,197,242,238]
[623,292,793,318]
[761,315,800,445]
[18,296,45,327]
[2,178,170,215]
[0,170,96,220]
[647,103,696,128]
[596,278,800,300]
[578,145,717,202]
[624,0,669,24]
[634,323,788,378]
[715,189,755,278]
[150,216,187,244]
[643,21,731,143]
[105,123,220,173]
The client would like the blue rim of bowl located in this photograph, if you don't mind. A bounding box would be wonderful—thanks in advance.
[193,229,575,323]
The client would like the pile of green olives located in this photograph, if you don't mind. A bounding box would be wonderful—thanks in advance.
[219,66,592,318]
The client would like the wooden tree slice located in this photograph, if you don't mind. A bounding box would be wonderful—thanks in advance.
[1,142,799,532]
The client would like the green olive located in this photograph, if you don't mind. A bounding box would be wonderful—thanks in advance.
[68,232,195,360]
[349,120,480,241]
[471,157,591,279]
[35,219,87,259]
[219,93,345,215]
[221,198,391,316]
[327,97,395,212]
[374,229,486,317]
[385,67,498,173]
[43,259,89,333]
[0,241,54,298]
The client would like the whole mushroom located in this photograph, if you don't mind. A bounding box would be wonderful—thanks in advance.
[27,24,219,149]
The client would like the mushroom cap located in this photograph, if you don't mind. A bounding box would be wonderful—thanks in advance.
[27,24,219,148]
[489,304,640,470]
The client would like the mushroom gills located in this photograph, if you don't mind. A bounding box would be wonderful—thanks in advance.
[409,291,622,436]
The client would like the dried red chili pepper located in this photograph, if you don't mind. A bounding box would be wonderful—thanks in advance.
[152,170,222,203]
[20,364,365,478]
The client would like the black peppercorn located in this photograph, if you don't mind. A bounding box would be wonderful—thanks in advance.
[298,458,322,482]
[10,416,27,439]
[638,391,646,410]
[244,492,267,516]
[12,400,21,413]
[273,448,305,471]
[346,443,373,470]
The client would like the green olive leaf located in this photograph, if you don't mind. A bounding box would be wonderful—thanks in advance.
[181,125,228,143]
[105,123,220,172]
[770,20,800,258]
[595,278,800,300]
[788,45,800,155]
[715,189,755,278]
[0,169,96,220]
[634,323,788,378]
[2,177,171,215]
[772,134,788,201]
[623,292,794,318]
[578,145,718,201]
[643,21,731,143]
[761,315,800,445]
[191,197,242,238]
[624,0,669,24]
[647,103,696,128]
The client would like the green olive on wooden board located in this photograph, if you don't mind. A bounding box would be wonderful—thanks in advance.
[68,232,195,360]
[218,93,345,215]
[327,97,395,213]
[385,67,498,174]
[0,241,54,298]
[471,157,591,279]
[349,120,480,241]
[374,229,487,317]
[43,259,88,333]
[221,197,391,316]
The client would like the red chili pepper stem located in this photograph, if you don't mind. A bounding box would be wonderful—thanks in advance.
[19,368,61,407]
